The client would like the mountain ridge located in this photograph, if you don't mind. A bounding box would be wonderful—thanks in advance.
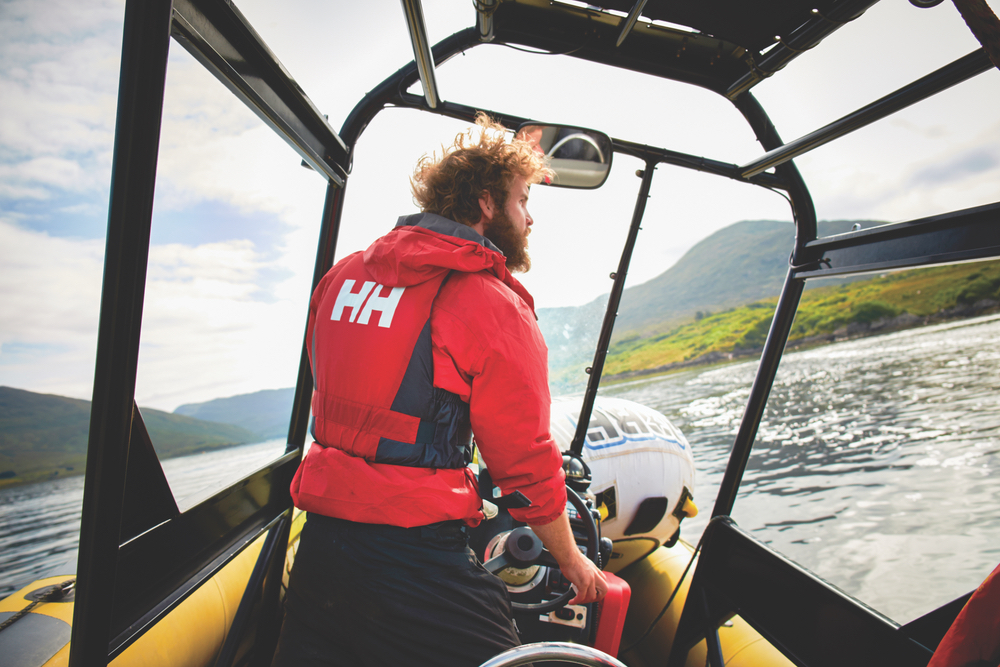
[537,219,878,392]
[0,386,258,488]
[174,387,294,440]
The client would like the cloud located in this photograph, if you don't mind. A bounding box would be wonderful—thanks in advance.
[0,213,313,410]
[0,219,104,399]
[0,0,122,237]
[909,148,999,186]
[888,118,948,141]
[0,5,121,149]
[148,241,264,290]
[0,183,51,201]
[148,46,332,256]
[134,240,309,410]
[149,199,292,262]
[0,157,89,193]
[799,116,1000,224]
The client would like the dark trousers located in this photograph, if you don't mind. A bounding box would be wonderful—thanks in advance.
[270,513,522,667]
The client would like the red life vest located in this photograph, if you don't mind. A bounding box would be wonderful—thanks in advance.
[308,253,472,469]
[292,249,483,527]
[291,214,566,528]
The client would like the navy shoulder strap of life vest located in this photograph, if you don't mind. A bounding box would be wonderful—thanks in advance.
[373,271,474,469]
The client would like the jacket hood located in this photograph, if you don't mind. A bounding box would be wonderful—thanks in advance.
[362,213,535,312]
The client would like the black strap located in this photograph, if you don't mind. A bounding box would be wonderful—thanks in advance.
[478,467,532,509]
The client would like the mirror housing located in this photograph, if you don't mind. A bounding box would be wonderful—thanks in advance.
[515,123,613,189]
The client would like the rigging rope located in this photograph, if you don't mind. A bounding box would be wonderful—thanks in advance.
[0,579,76,633]
[952,0,1000,70]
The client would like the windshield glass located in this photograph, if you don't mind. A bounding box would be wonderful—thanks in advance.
[133,41,327,509]
[2,0,997,621]
[752,0,1000,227]
[238,1,1000,622]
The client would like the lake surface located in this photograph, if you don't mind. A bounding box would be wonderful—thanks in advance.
[2,314,998,624]
[0,439,287,599]
[602,313,1000,623]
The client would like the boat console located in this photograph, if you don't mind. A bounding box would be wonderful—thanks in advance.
[472,457,632,658]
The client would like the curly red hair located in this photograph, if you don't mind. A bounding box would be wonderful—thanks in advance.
[411,113,551,226]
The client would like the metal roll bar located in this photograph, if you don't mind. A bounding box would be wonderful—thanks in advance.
[740,49,993,178]
[400,0,441,109]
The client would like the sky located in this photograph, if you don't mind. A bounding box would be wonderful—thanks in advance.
[1,0,998,411]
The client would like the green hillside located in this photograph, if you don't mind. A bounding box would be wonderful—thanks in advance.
[539,219,876,393]
[604,260,1000,379]
[0,387,258,489]
[614,219,874,337]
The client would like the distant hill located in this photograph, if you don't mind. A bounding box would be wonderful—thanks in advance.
[602,259,1000,380]
[537,296,609,387]
[615,219,882,336]
[538,219,878,393]
[174,387,295,440]
[0,386,257,488]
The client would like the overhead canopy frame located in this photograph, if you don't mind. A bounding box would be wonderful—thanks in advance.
[171,0,349,184]
[70,0,1000,665]
[400,0,442,109]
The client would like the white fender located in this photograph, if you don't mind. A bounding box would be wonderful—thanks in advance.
[549,397,696,555]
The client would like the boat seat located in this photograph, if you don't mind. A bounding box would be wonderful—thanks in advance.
[665,516,935,667]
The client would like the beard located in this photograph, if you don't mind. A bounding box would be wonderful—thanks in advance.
[484,209,531,273]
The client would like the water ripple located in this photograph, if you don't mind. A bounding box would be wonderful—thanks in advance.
[604,314,1000,623]
[2,317,998,623]
[0,440,287,598]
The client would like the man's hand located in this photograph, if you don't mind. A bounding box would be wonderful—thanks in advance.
[529,510,609,605]
[559,547,608,605]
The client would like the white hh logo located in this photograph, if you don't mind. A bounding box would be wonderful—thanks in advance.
[331,280,405,328]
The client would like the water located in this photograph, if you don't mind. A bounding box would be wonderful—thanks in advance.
[2,316,999,624]
[602,313,1000,623]
[0,439,287,599]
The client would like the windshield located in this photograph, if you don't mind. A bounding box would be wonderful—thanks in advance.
[2,0,998,621]
[132,40,327,507]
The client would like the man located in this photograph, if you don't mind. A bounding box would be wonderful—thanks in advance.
[271,115,607,667]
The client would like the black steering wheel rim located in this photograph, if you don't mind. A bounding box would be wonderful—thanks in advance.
[484,485,600,614]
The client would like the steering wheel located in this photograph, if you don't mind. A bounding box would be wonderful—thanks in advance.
[547,133,607,163]
[478,641,627,667]
[482,485,600,613]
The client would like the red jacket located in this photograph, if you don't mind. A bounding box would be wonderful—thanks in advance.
[927,561,1000,667]
[290,213,566,528]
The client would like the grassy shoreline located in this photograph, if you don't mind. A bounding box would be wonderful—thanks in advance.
[602,261,1000,384]
[602,307,1000,387]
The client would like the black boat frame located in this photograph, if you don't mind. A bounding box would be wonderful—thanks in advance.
[69,0,999,665]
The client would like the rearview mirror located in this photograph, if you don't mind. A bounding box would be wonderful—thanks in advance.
[515,123,613,189]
